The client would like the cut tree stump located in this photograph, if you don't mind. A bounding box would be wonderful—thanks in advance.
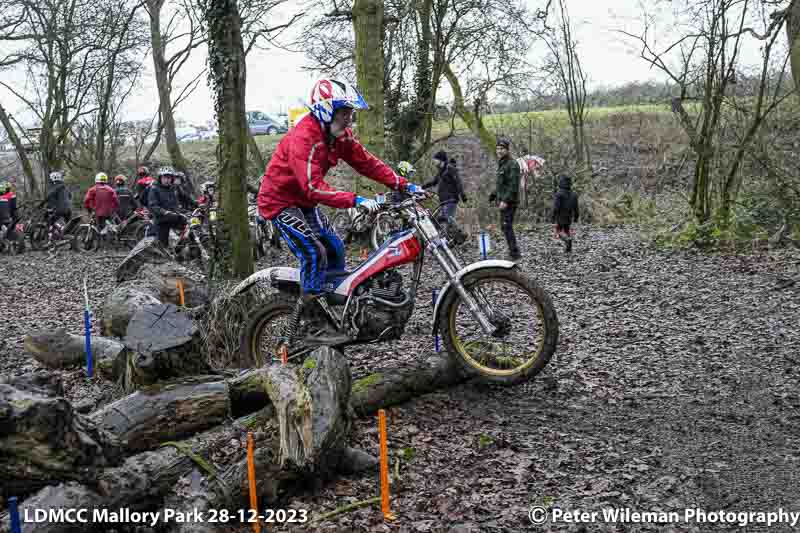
[24,329,130,378]
[123,303,212,385]
[0,384,122,499]
[102,262,207,338]
[89,376,231,452]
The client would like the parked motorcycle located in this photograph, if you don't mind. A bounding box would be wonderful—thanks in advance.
[73,208,150,252]
[22,208,82,251]
[233,190,559,386]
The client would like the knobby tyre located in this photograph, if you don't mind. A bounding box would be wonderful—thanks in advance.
[439,266,558,386]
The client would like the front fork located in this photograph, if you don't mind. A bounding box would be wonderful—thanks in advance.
[428,239,497,336]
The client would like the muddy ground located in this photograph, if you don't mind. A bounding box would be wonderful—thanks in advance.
[2,224,800,532]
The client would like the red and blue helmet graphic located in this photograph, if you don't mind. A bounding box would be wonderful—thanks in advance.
[309,78,369,126]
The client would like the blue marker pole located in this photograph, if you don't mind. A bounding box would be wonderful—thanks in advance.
[479,231,488,260]
[432,289,440,352]
[8,496,21,533]
[83,277,93,378]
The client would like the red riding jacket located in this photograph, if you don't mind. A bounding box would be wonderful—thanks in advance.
[84,184,119,217]
[257,114,407,220]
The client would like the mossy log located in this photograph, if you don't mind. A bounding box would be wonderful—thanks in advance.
[89,376,231,452]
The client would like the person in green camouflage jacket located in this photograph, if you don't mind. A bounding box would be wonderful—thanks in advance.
[490,137,521,260]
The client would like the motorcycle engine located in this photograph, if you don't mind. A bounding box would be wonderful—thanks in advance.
[352,269,414,341]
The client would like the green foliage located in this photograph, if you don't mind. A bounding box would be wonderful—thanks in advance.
[653,189,800,251]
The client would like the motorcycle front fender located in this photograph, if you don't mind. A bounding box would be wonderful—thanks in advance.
[431,259,517,335]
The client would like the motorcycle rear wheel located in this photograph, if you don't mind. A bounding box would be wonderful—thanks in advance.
[240,292,317,367]
[439,267,558,386]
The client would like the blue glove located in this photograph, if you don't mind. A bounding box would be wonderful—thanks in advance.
[355,196,379,213]
[405,183,424,194]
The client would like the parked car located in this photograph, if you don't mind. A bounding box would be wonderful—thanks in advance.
[247,111,288,136]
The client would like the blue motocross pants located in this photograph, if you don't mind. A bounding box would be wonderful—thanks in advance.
[272,207,346,294]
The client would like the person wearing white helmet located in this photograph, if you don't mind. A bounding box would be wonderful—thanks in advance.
[147,166,186,247]
[256,77,424,302]
[46,171,72,223]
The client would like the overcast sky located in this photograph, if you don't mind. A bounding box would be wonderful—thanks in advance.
[0,0,771,127]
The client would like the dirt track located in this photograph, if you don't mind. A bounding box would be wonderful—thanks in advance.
[2,225,800,532]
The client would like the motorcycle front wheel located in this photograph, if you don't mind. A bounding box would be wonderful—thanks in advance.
[73,225,98,252]
[439,266,559,386]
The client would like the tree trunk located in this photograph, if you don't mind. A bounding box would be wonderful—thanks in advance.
[352,0,386,159]
[443,63,497,159]
[0,103,37,196]
[787,0,800,97]
[206,0,254,282]
[248,132,265,171]
[149,0,189,174]
[414,0,433,149]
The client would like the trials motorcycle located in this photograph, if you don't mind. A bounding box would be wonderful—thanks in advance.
[233,191,558,386]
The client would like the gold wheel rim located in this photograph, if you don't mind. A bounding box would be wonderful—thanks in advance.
[448,277,546,377]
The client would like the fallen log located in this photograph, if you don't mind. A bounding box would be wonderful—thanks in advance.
[122,303,212,386]
[349,354,468,416]
[159,346,359,532]
[23,329,130,378]
[89,376,231,452]
[218,354,469,418]
[0,384,122,499]
[0,407,275,533]
[0,372,64,397]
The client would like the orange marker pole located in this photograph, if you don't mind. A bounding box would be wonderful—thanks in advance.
[378,409,396,520]
[360,248,368,261]
[176,279,185,306]
[247,432,262,533]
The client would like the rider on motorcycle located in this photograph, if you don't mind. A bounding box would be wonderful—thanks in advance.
[172,171,198,211]
[135,166,154,206]
[45,171,73,224]
[147,167,186,247]
[256,78,423,314]
[84,173,119,231]
[198,180,216,207]
[392,161,416,203]
[114,175,136,219]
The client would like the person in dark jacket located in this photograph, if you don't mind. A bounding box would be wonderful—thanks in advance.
[46,171,72,222]
[423,150,467,222]
[490,138,521,260]
[135,166,154,207]
[147,167,186,247]
[172,172,198,211]
[552,175,580,252]
[114,175,136,219]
